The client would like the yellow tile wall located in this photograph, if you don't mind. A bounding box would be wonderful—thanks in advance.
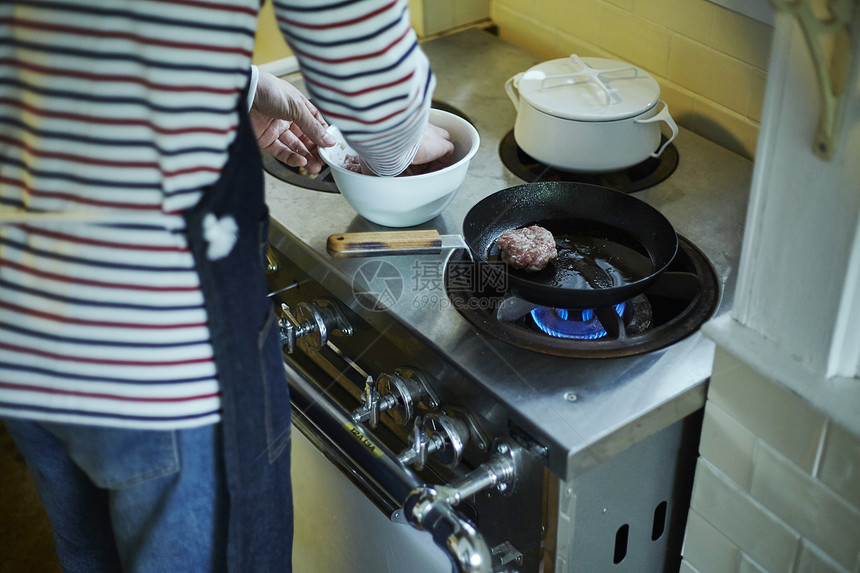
[252,0,293,66]
[491,0,774,159]
[252,0,490,64]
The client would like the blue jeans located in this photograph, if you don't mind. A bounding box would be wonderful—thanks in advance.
[4,420,227,573]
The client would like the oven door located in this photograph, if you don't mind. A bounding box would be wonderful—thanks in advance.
[283,359,527,573]
[292,426,451,572]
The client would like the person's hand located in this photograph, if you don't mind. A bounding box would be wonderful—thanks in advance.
[360,122,455,176]
[411,123,454,166]
[250,71,336,174]
[250,111,327,173]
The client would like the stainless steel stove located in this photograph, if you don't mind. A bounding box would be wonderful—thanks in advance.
[263,27,752,573]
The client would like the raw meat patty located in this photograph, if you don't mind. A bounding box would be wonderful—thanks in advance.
[496,225,558,272]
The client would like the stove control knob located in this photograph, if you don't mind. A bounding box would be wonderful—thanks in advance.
[423,413,470,468]
[278,299,353,354]
[378,369,439,426]
[398,412,470,471]
[351,369,438,429]
[352,376,398,429]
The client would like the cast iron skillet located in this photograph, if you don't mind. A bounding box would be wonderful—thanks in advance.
[327,182,678,308]
[461,181,678,308]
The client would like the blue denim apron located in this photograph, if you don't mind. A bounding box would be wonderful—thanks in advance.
[183,95,293,572]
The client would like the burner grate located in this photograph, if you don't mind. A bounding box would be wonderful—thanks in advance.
[445,236,718,358]
[499,130,679,193]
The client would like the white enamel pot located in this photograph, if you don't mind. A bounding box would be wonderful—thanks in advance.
[505,55,678,173]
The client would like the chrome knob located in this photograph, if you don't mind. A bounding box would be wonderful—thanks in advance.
[423,412,470,468]
[351,368,438,429]
[398,412,470,470]
[378,369,438,426]
[352,376,397,428]
[278,299,353,354]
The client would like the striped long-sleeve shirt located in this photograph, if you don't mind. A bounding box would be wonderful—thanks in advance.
[0,0,434,429]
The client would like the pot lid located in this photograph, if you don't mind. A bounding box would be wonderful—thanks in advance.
[516,55,661,121]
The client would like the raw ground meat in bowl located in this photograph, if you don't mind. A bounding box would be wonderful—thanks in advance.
[318,109,480,228]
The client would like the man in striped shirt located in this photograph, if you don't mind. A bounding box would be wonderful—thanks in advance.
[0,1,450,571]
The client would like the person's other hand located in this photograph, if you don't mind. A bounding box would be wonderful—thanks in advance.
[411,123,454,167]
[358,123,455,176]
[250,71,336,174]
[250,111,326,173]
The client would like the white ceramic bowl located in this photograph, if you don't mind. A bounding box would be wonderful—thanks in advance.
[319,109,480,227]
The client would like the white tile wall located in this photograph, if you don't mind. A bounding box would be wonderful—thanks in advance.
[698,401,756,490]
[709,349,826,473]
[682,561,703,573]
[796,541,848,573]
[683,509,741,572]
[690,460,800,571]
[819,422,860,510]
[750,445,860,570]
[684,349,860,573]
[738,555,769,573]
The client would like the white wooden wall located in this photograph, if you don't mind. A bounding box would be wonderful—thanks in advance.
[729,10,860,382]
[702,6,860,440]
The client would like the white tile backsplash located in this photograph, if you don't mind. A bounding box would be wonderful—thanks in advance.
[682,509,741,572]
[708,348,826,473]
[689,460,800,572]
[698,400,757,490]
[818,421,860,511]
[689,350,860,573]
[738,554,769,573]
[750,443,860,570]
[681,560,702,573]
[797,540,851,573]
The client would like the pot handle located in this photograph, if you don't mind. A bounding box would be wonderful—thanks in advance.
[635,100,679,158]
[504,73,524,111]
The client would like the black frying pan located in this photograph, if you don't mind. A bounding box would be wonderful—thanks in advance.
[462,181,678,307]
[327,182,678,308]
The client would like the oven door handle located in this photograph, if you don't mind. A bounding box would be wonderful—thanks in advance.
[284,360,493,573]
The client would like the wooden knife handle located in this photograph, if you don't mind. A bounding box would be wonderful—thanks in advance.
[326,230,443,257]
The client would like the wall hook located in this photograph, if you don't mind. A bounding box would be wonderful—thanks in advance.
[769,0,857,160]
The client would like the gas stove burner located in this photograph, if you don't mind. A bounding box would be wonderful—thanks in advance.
[499,130,679,193]
[262,100,472,192]
[532,302,624,339]
[445,236,718,358]
[531,299,652,340]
